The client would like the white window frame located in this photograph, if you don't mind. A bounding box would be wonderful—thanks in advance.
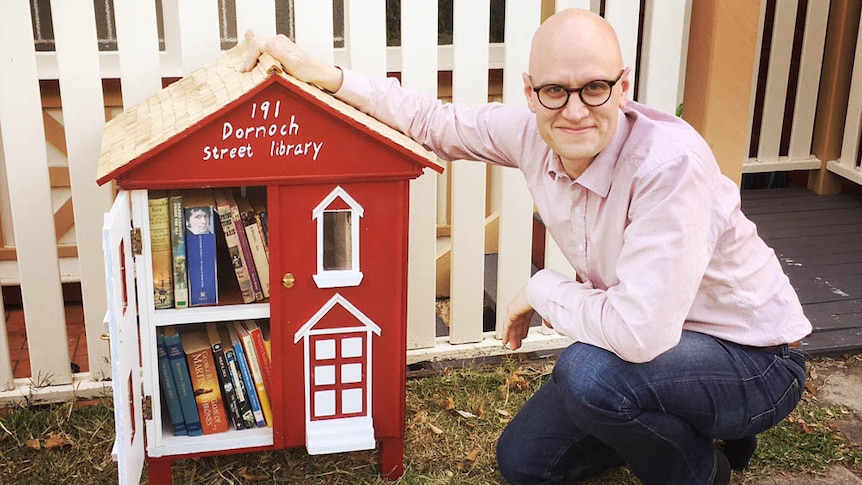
[312,186,363,288]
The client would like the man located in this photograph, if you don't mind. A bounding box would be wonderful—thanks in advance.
[244,8,810,485]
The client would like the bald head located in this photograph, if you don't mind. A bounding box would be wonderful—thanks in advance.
[528,9,623,79]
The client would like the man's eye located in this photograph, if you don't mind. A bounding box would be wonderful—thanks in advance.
[544,85,567,96]
[584,81,607,94]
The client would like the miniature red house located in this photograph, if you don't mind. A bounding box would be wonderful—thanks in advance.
[98,37,442,485]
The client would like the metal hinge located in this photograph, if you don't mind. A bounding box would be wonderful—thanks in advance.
[131,227,143,255]
[143,395,153,420]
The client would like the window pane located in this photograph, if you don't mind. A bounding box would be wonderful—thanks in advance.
[323,211,352,271]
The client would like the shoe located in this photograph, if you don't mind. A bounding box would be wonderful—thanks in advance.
[712,448,731,485]
[722,436,757,470]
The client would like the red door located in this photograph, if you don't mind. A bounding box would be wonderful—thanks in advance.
[269,180,410,449]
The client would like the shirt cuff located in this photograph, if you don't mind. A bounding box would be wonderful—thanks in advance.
[333,68,375,113]
[525,269,572,323]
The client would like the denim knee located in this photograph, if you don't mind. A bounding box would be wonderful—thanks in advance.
[553,344,632,420]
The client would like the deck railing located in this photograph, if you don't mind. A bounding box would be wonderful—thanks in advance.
[0,0,854,404]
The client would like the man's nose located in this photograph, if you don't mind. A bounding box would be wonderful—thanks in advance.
[560,94,590,120]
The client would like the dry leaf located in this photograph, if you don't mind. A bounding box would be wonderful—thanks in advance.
[25,438,41,450]
[801,422,815,434]
[496,409,511,417]
[455,410,477,419]
[241,468,269,481]
[464,447,481,461]
[428,423,444,435]
[445,397,455,411]
[43,432,72,449]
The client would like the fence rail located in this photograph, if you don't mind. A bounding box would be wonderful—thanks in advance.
[0,0,851,404]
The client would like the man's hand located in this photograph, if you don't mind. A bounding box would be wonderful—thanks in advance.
[241,34,344,93]
[502,285,537,351]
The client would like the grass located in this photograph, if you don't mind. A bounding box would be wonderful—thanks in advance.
[0,356,860,484]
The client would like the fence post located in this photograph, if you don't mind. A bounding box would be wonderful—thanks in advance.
[681,0,763,185]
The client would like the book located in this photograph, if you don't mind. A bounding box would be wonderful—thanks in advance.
[248,192,269,256]
[259,319,272,361]
[156,329,187,436]
[213,189,255,304]
[163,326,202,436]
[243,320,273,403]
[227,324,266,427]
[238,196,270,299]
[206,323,245,430]
[184,190,218,306]
[180,326,230,435]
[169,192,189,309]
[149,191,174,309]
[219,326,257,429]
[234,321,273,427]
[225,190,264,301]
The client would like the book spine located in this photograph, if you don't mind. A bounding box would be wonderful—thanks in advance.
[184,333,230,434]
[149,195,174,309]
[156,332,187,436]
[185,202,217,306]
[230,327,266,427]
[243,212,270,299]
[214,201,255,303]
[163,328,202,436]
[246,322,273,402]
[206,324,245,430]
[229,202,263,301]
[222,339,257,429]
[236,322,273,427]
[169,194,189,309]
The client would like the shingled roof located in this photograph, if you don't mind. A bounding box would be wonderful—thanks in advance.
[97,35,442,183]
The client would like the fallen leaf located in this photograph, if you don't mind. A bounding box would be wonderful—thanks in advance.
[25,438,40,450]
[241,469,269,481]
[455,409,477,419]
[428,423,444,435]
[43,432,72,449]
[445,397,455,411]
[464,447,481,461]
[496,409,511,417]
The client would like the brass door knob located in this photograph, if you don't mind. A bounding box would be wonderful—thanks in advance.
[282,273,295,288]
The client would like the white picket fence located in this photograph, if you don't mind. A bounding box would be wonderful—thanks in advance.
[0,0,853,404]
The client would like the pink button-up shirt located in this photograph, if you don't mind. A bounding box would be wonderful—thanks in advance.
[336,69,812,363]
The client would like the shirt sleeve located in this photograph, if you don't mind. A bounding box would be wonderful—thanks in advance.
[526,154,720,363]
[335,68,530,168]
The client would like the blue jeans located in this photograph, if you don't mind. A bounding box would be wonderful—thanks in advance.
[496,331,806,485]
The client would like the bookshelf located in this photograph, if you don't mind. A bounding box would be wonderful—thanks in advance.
[98,38,443,485]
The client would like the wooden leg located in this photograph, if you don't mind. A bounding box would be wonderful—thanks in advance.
[147,456,173,485]
[378,437,404,480]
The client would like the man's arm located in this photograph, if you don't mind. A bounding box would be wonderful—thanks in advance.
[242,34,343,93]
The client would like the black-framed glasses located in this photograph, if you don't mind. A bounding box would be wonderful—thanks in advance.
[531,69,626,110]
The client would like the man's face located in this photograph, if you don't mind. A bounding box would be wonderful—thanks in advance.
[187,209,211,235]
[522,13,629,178]
[524,63,629,177]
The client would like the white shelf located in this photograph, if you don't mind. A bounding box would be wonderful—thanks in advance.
[152,302,270,326]
[150,421,274,457]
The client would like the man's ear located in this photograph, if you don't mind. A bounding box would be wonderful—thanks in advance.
[618,67,631,109]
[523,72,539,113]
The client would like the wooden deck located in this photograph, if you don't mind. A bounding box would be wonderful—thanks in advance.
[741,187,862,356]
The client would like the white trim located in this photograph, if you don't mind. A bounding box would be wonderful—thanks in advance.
[294,293,382,343]
[312,186,364,287]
